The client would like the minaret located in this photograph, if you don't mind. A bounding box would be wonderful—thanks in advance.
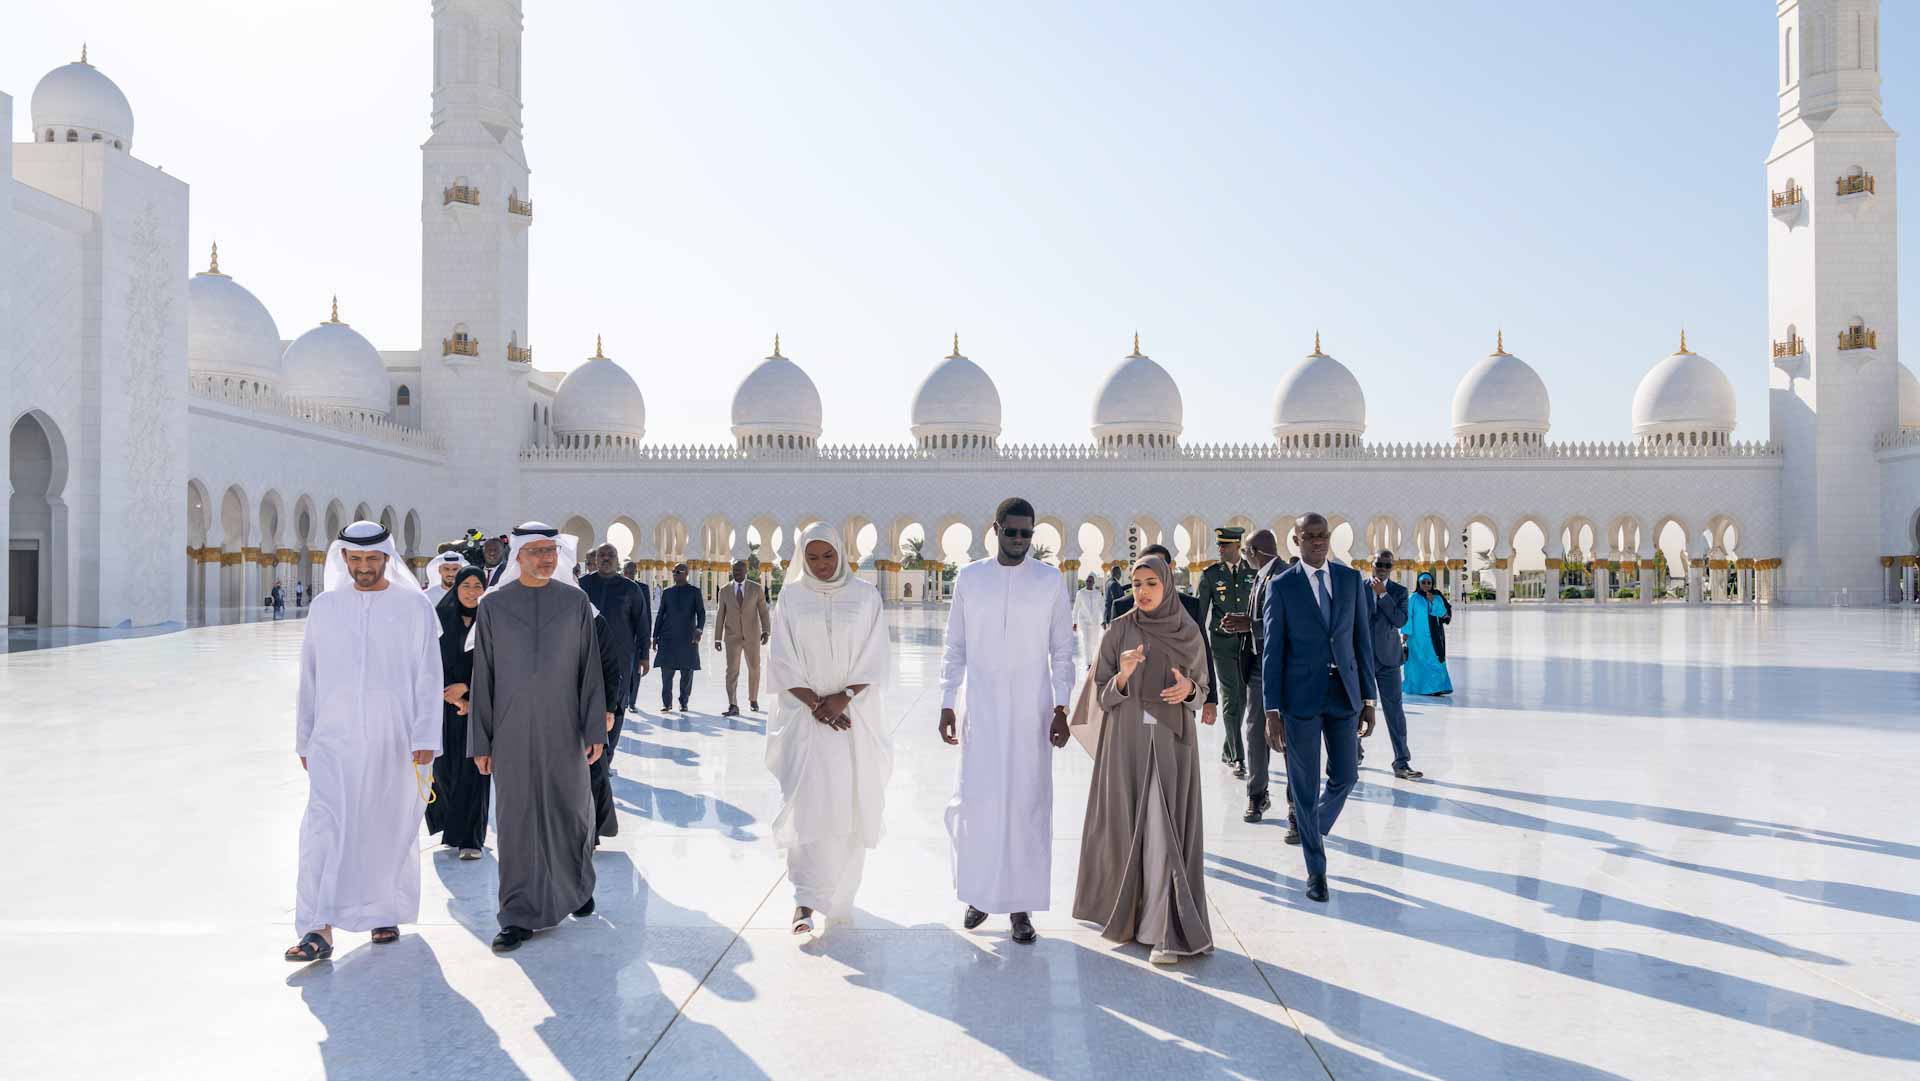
[420,0,532,529]
[1767,0,1899,602]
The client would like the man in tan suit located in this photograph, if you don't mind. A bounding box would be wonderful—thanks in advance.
[715,560,771,716]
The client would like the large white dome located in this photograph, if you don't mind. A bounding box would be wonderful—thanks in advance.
[1632,337,1736,443]
[1273,337,1365,448]
[731,338,823,448]
[912,337,1002,449]
[1452,335,1550,445]
[1092,336,1182,447]
[31,50,134,149]
[1899,362,1920,431]
[281,301,392,417]
[187,246,282,388]
[553,339,646,444]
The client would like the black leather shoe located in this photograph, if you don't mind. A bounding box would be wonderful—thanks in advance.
[572,897,595,918]
[750,701,761,712]
[492,926,533,953]
[1305,874,1330,903]
[1009,912,1037,944]
[1232,764,1248,780]
[722,705,740,717]
[1243,792,1271,823]
[962,905,988,930]
[1394,765,1425,779]
[1284,825,1302,845]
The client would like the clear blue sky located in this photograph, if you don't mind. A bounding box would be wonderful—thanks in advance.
[5,1,1913,447]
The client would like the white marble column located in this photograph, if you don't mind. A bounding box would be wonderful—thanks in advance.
[1686,562,1704,605]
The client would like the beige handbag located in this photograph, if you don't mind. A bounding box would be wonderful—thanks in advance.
[1069,664,1103,759]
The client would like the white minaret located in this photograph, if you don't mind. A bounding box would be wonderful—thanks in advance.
[420,0,532,532]
[1767,0,1899,603]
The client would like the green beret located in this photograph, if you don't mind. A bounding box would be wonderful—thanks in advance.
[1215,526,1245,544]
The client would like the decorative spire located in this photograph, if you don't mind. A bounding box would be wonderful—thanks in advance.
[1129,332,1144,358]
[80,43,89,66]
[1496,328,1505,354]
[204,240,225,277]
[770,333,784,359]
[325,294,341,324]
[594,334,605,359]
[1313,330,1323,356]
[949,332,961,358]
[1679,328,1689,353]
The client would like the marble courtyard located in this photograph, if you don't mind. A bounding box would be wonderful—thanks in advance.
[1,604,1917,1080]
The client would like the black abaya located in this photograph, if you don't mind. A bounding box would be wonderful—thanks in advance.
[430,572,491,850]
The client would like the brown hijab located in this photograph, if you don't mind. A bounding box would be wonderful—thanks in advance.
[1119,555,1209,735]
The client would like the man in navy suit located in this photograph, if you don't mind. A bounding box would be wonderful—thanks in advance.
[1366,549,1422,780]
[1262,513,1379,902]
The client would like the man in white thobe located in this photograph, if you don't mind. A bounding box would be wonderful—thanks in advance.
[285,521,443,962]
[1072,573,1105,668]
[424,551,466,607]
[939,497,1075,944]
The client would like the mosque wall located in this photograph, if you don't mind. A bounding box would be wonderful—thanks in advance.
[1,92,11,626]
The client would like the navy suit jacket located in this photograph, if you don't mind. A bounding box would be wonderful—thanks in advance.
[1261,561,1379,719]
[1365,577,1409,667]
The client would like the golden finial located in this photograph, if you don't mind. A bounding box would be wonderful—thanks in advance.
[1129,332,1143,358]
[1313,330,1323,356]
[327,294,340,323]
[594,334,605,359]
[206,240,224,276]
[950,332,961,358]
[80,43,89,65]
[771,333,783,359]
[1496,328,1505,354]
[1679,328,1689,353]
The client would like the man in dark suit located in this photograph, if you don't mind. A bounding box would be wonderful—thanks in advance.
[582,543,652,839]
[1366,549,1422,780]
[1229,529,1293,830]
[1262,513,1378,902]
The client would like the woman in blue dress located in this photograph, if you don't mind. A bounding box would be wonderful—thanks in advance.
[1402,572,1453,695]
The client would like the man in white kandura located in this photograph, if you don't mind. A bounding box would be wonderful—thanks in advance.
[764,524,895,937]
[284,521,443,962]
[424,551,466,607]
[1073,572,1105,668]
[939,496,1076,944]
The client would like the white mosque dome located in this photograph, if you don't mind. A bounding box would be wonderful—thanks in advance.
[1452,335,1550,446]
[1273,337,1366,450]
[1092,336,1182,448]
[187,247,282,389]
[731,338,823,450]
[553,339,646,445]
[30,50,134,150]
[1899,362,1920,431]
[911,338,1002,450]
[281,301,392,417]
[1632,337,1737,445]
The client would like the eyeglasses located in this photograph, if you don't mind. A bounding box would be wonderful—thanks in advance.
[999,527,1034,539]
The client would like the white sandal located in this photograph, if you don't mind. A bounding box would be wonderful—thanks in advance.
[792,910,816,936]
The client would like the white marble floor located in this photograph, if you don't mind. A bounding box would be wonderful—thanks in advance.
[2,604,1918,1080]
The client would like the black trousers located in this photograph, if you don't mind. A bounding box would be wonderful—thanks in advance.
[660,668,694,708]
[590,708,625,839]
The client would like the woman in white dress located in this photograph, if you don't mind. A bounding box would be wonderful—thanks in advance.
[764,523,895,936]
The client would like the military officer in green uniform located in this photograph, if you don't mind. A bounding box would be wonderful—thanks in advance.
[1196,525,1257,777]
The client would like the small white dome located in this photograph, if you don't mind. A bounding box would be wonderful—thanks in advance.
[1452,336,1550,443]
[1092,336,1182,446]
[553,340,646,442]
[281,302,391,416]
[731,338,823,447]
[1273,338,1365,446]
[31,51,134,149]
[1632,338,1736,440]
[911,338,1002,447]
[188,247,281,387]
[1899,362,1920,431]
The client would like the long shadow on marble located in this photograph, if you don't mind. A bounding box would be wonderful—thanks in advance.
[1335,837,1844,963]
[288,935,525,1081]
[613,775,760,840]
[438,850,769,1080]
[1359,786,1920,924]
[1421,778,1920,862]
[1206,852,1920,1061]
[617,735,702,766]
[1446,655,1918,727]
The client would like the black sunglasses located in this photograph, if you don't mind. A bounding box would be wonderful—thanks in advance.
[999,527,1034,539]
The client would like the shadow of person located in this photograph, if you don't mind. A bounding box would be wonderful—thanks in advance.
[437,849,767,1081]
[1203,852,1920,1062]
[612,774,759,841]
[287,935,524,1081]
[617,735,700,767]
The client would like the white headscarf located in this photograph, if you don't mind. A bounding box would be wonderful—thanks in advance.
[786,522,852,596]
[322,520,422,595]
